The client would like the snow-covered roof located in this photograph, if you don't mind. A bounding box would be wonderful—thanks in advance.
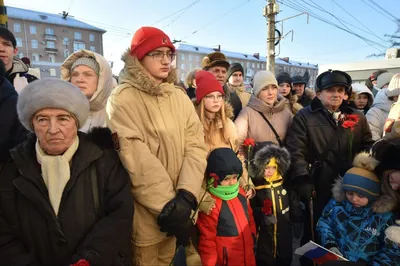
[7,6,105,33]
[176,43,317,69]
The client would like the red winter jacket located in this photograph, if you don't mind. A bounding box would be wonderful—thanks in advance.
[197,189,257,266]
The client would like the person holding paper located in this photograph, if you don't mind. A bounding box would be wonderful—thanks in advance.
[316,152,399,265]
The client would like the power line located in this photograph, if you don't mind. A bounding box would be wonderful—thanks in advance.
[161,0,201,29]
[367,0,398,21]
[299,0,386,50]
[280,0,385,52]
[181,0,251,41]
[360,0,392,22]
[331,0,388,44]
[151,0,201,26]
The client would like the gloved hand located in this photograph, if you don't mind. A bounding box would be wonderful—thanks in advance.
[329,247,343,257]
[294,175,316,200]
[157,190,197,245]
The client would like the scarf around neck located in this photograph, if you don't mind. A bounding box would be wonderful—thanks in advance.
[35,136,79,216]
[209,182,240,201]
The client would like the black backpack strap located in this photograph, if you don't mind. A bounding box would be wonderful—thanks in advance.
[256,111,284,146]
[90,166,100,217]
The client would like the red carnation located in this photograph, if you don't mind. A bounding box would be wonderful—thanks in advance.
[72,259,90,266]
[243,138,255,147]
[209,173,220,188]
[262,199,273,215]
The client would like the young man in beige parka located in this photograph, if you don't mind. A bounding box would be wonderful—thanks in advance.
[106,26,207,265]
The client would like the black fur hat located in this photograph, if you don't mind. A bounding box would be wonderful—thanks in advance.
[249,142,291,180]
[372,138,400,176]
[206,148,243,184]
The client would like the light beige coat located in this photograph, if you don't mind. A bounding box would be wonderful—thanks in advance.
[106,50,207,247]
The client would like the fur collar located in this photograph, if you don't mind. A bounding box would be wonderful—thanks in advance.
[286,93,303,114]
[119,49,178,96]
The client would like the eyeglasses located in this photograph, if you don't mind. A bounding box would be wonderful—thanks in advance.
[146,51,176,61]
[204,94,224,101]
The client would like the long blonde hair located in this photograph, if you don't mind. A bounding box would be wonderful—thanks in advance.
[198,100,230,146]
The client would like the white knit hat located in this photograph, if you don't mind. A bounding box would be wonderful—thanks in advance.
[386,73,400,98]
[252,71,278,96]
[17,78,90,131]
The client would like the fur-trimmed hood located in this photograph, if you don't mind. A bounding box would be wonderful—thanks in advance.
[10,57,29,76]
[249,142,291,180]
[285,93,303,115]
[61,49,113,112]
[118,49,179,96]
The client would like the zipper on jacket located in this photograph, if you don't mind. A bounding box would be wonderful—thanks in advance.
[278,191,283,211]
[269,182,278,258]
[223,247,228,266]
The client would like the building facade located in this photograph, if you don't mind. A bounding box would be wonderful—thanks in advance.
[8,6,105,78]
[175,44,318,88]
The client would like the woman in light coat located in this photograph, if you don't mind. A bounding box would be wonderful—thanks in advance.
[61,49,113,132]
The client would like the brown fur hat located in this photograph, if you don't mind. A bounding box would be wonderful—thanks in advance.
[202,52,230,71]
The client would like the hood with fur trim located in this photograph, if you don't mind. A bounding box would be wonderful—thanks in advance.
[249,142,291,180]
[331,152,397,213]
[285,93,303,115]
[118,49,179,96]
[61,49,113,112]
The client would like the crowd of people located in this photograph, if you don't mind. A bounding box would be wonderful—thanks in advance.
[0,24,399,266]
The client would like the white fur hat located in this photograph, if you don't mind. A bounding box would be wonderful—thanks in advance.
[252,70,278,97]
[17,78,90,131]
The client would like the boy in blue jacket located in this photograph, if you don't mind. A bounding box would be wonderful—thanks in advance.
[316,152,399,265]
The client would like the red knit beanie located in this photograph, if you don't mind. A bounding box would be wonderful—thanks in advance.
[195,70,225,103]
[130,27,175,60]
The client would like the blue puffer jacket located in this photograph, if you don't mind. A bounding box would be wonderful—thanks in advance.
[316,178,399,265]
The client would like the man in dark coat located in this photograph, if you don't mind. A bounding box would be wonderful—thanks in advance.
[285,70,374,266]
[0,78,133,266]
[0,28,37,93]
[201,52,242,120]
[292,75,314,107]
[0,59,27,164]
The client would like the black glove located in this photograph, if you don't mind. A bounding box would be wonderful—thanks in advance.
[294,175,316,200]
[157,190,197,245]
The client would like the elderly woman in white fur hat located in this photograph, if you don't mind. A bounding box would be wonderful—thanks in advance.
[0,78,133,266]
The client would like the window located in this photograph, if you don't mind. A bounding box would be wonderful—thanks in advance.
[63,37,69,46]
[64,49,70,58]
[31,40,38,49]
[45,28,54,35]
[89,34,95,42]
[252,63,255,68]
[73,42,85,52]
[196,55,200,62]
[16,38,23,47]
[14,23,21,33]
[90,46,96,52]
[181,54,185,60]
[188,54,192,61]
[18,52,23,58]
[30,25,37,34]
[246,62,250,67]
[49,68,56,77]
[46,41,55,48]
[49,54,56,63]
[180,63,185,70]
[257,63,260,68]
[32,53,40,62]
[74,32,82,40]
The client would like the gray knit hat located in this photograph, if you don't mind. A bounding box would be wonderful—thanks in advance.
[377,72,394,89]
[17,78,90,131]
[253,70,278,96]
[386,73,400,98]
[71,57,100,75]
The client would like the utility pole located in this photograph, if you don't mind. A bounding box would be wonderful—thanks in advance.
[0,0,7,28]
[264,0,278,73]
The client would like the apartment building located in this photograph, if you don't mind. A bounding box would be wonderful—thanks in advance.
[175,43,319,88]
[7,6,105,78]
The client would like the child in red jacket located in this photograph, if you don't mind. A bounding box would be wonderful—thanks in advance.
[197,147,257,266]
